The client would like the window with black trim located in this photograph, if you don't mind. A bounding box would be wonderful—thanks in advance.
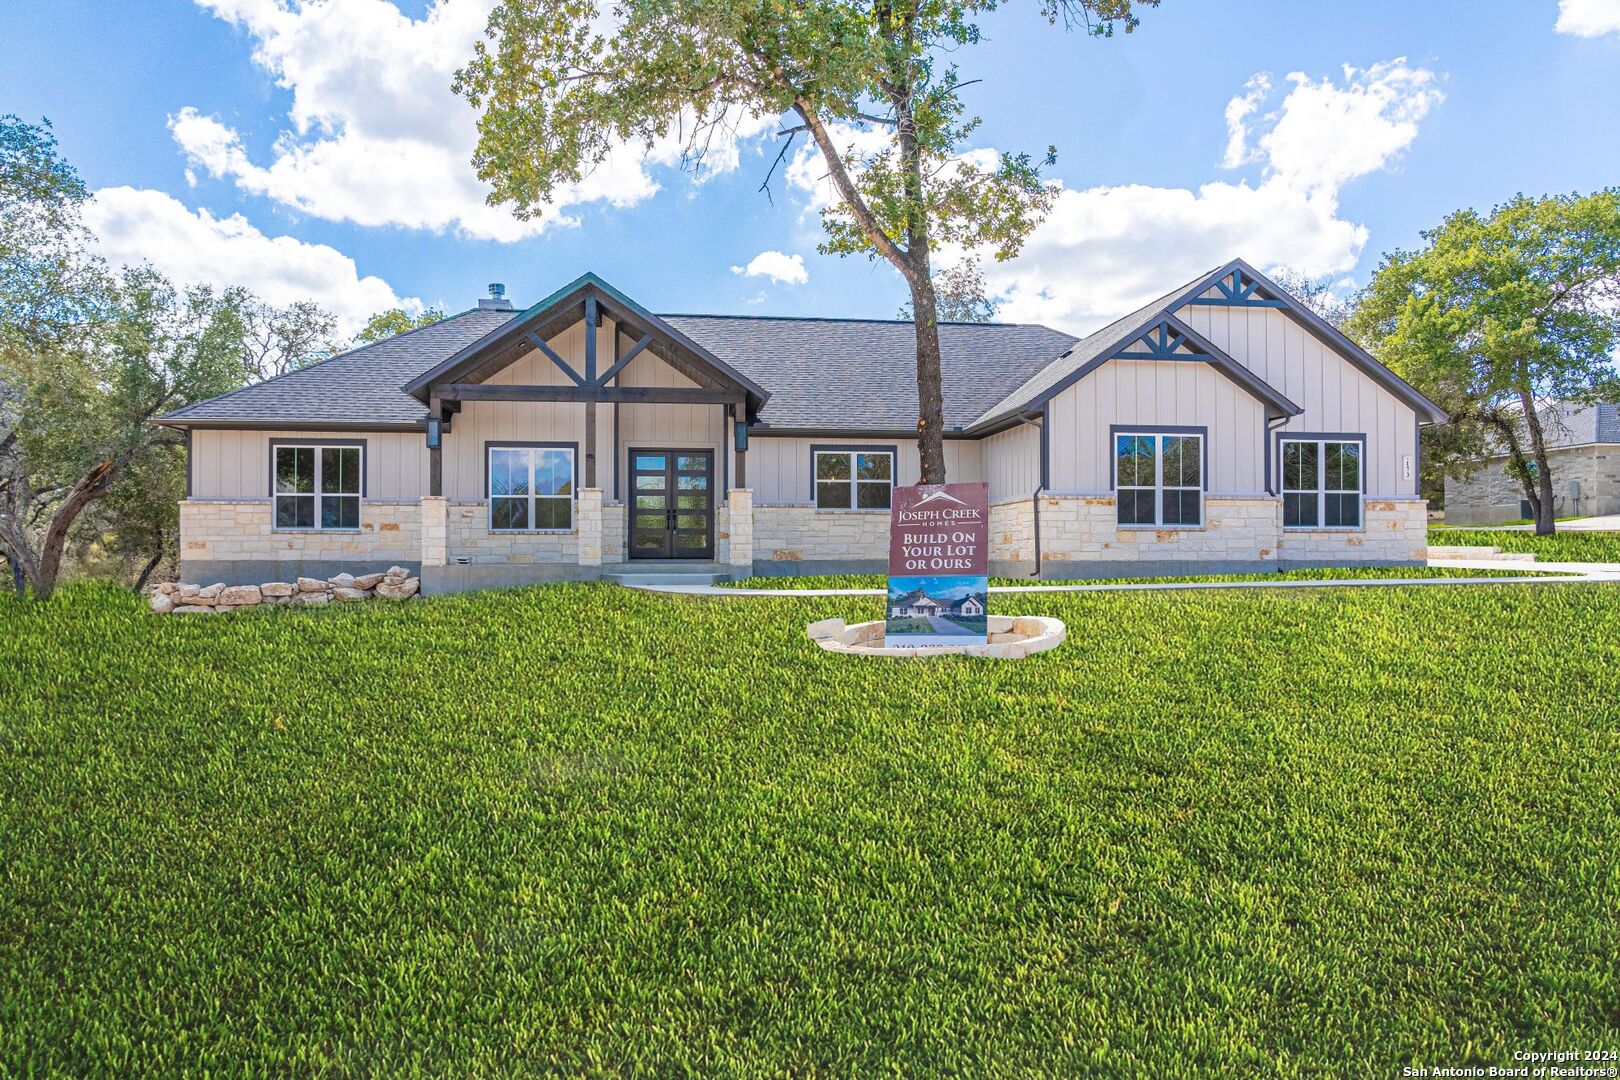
[273,443,361,529]
[814,449,893,510]
[1282,438,1362,528]
[1115,432,1202,527]
[489,445,575,531]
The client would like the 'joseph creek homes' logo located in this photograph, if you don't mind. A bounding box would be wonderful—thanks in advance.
[885,482,991,648]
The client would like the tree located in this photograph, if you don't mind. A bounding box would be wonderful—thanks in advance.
[896,256,1000,322]
[0,266,245,599]
[1348,191,1620,534]
[355,305,448,345]
[455,0,1152,484]
[231,292,341,381]
[1268,269,1351,331]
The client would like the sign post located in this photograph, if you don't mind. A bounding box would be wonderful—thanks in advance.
[885,482,991,648]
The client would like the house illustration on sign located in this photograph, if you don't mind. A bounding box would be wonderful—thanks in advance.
[890,588,985,619]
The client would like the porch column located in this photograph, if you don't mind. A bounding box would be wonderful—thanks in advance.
[726,488,753,571]
[421,496,448,567]
[577,488,603,568]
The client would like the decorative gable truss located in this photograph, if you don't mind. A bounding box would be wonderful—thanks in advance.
[1183,267,1288,309]
[1115,323,1206,361]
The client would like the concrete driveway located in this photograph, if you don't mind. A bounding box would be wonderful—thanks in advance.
[1447,514,1620,532]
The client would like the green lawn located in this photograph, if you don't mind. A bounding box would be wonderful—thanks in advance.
[726,564,1549,591]
[4,582,1619,1074]
[1429,526,1620,563]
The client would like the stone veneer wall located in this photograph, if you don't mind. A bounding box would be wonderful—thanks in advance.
[446,501,576,565]
[751,504,890,574]
[1445,446,1619,525]
[992,494,1426,578]
[180,499,421,564]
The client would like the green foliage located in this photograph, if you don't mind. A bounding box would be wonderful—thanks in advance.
[1348,190,1620,529]
[1428,526,1620,564]
[0,114,101,345]
[2,582,1618,1072]
[354,306,448,346]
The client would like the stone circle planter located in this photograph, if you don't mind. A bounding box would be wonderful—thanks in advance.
[806,615,1066,659]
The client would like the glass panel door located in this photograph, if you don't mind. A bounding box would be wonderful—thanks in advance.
[628,449,713,559]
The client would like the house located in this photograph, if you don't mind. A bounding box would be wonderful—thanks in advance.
[890,589,942,618]
[952,594,986,618]
[1444,401,1619,525]
[158,259,1445,592]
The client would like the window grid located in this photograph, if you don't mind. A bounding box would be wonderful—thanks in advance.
[814,450,893,510]
[489,445,575,532]
[1281,438,1362,529]
[273,443,361,530]
[1115,432,1203,528]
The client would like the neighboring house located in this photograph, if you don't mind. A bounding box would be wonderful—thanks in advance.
[159,259,1445,591]
[1444,402,1620,525]
[891,589,943,618]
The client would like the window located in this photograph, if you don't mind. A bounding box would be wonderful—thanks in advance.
[1114,431,1203,527]
[814,449,893,510]
[1282,438,1362,528]
[273,443,361,529]
[489,445,574,531]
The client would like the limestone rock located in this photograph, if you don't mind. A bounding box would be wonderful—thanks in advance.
[332,586,370,602]
[149,592,175,614]
[156,582,178,595]
[353,572,385,590]
[217,585,262,607]
[260,581,295,598]
[172,604,217,614]
[176,584,201,601]
[328,572,356,589]
[296,577,328,593]
[384,565,410,581]
[805,617,846,641]
[374,577,420,600]
[197,583,226,600]
[294,591,330,606]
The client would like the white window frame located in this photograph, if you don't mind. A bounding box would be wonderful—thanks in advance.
[812,447,895,512]
[1280,437,1364,530]
[1113,430,1204,528]
[488,444,576,533]
[271,441,363,531]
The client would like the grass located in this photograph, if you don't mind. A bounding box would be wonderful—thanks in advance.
[724,564,1551,591]
[1428,526,1620,564]
[3,581,1620,1074]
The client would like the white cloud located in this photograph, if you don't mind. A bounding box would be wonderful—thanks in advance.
[730,250,809,286]
[179,0,775,241]
[981,58,1445,332]
[1555,0,1620,36]
[84,186,416,332]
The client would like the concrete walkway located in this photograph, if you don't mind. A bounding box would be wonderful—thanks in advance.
[1442,515,1620,532]
[631,558,1620,598]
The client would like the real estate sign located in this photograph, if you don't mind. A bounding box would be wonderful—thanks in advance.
[885,482,991,648]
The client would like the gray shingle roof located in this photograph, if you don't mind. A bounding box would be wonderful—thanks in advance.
[661,315,1075,431]
[161,309,517,426]
[162,308,1077,432]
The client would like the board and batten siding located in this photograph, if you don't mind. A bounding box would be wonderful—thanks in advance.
[1178,299,1419,496]
[1045,359,1268,495]
[983,423,1041,504]
[615,339,728,501]
[749,436,984,505]
[189,429,429,500]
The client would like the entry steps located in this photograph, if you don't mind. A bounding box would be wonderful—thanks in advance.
[603,561,733,587]
[1424,545,1538,563]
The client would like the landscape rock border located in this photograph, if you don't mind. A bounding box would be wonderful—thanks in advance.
[806,615,1066,659]
[149,567,420,614]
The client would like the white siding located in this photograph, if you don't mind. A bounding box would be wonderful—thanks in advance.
[750,436,984,504]
[983,423,1041,504]
[190,429,429,500]
[1179,299,1419,496]
[1046,360,1268,494]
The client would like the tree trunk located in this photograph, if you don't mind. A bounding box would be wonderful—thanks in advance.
[29,456,121,601]
[1515,385,1558,536]
[133,535,164,593]
[905,270,948,485]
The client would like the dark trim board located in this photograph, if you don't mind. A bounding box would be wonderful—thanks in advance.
[161,420,425,432]
[442,384,742,406]
[1106,425,1211,492]
[1271,430,1369,495]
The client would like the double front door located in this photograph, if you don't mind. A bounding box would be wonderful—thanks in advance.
[629,449,714,559]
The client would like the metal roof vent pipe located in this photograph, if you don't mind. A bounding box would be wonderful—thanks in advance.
[480,282,514,311]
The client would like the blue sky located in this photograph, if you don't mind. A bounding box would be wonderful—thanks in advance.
[4,0,1618,334]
